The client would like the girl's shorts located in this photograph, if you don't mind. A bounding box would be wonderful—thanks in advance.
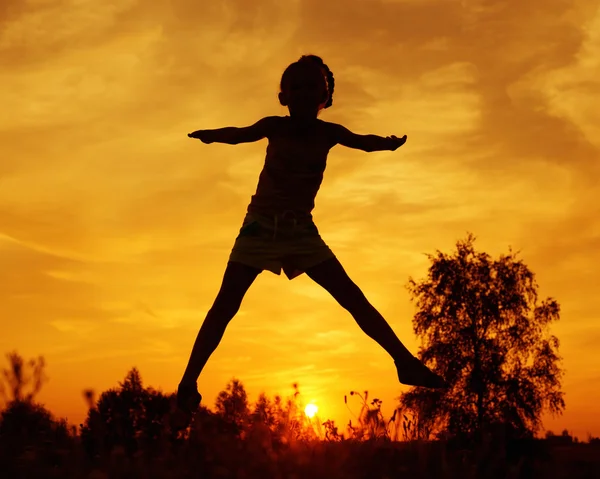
[228,211,336,280]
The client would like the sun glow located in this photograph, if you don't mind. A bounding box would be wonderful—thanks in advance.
[304,403,318,418]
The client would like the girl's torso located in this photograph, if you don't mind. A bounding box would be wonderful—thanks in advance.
[247,116,336,221]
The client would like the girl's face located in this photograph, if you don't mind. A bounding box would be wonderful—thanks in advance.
[281,65,328,117]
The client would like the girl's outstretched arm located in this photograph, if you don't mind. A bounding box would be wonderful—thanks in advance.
[188,116,278,145]
[330,123,407,152]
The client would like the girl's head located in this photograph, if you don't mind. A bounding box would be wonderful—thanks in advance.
[278,55,335,118]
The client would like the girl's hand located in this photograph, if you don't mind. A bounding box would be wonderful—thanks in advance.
[188,130,213,144]
[387,134,407,151]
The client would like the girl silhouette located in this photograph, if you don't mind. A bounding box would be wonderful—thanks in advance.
[178,55,447,413]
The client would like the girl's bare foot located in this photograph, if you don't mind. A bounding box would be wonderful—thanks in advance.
[177,383,202,414]
[395,357,448,389]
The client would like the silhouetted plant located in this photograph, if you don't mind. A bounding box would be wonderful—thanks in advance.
[400,233,565,442]
[0,352,74,476]
[322,419,343,442]
[588,435,600,445]
[80,367,175,459]
[0,351,597,478]
[215,377,250,433]
[0,399,75,476]
[252,391,277,428]
[345,390,399,441]
[0,351,47,405]
[396,400,436,441]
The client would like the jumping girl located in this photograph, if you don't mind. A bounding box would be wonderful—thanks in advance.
[178,54,447,413]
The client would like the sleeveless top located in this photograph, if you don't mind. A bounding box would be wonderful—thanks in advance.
[247,116,335,221]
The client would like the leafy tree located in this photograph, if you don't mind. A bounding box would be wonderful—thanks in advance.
[80,367,174,457]
[399,234,565,441]
[0,352,73,475]
[252,392,277,428]
[215,378,250,431]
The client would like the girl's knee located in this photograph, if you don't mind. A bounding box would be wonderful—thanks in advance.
[337,283,369,312]
[209,297,241,322]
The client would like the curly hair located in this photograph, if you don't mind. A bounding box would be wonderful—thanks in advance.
[298,55,335,108]
[279,54,335,109]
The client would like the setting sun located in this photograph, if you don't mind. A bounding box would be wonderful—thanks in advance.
[304,403,319,419]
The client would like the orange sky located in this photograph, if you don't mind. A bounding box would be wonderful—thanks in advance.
[1,0,599,439]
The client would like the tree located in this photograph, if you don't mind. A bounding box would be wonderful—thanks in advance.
[80,367,175,457]
[399,234,565,441]
[0,352,73,475]
[252,392,277,428]
[215,378,250,431]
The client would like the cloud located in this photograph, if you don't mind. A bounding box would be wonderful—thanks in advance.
[0,237,111,360]
[533,5,600,151]
[0,0,145,66]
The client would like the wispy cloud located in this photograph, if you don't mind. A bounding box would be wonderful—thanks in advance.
[1,0,599,437]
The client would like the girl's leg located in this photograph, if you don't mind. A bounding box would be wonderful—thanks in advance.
[180,261,262,387]
[305,257,446,388]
